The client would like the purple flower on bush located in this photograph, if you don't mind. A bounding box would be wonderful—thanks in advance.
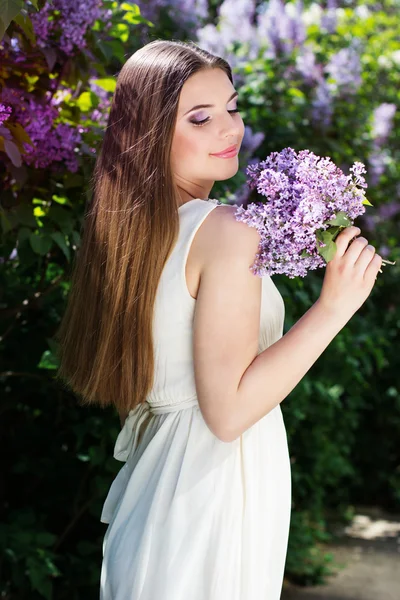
[320,0,338,34]
[234,147,377,278]
[18,95,83,172]
[371,103,397,141]
[30,0,106,56]
[368,103,397,185]
[0,103,12,125]
[256,0,306,59]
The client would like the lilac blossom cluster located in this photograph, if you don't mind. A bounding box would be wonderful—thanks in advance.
[30,0,108,56]
[0,103,12,125]
[0,0,111,176]
[0,87,85,171]
[234,147,369,279]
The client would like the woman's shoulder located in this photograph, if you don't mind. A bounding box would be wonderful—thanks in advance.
[197,203,261,273]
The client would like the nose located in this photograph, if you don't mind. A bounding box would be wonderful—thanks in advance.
[219,113,243,141]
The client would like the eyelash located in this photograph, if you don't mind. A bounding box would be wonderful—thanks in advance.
[190,108,240,127]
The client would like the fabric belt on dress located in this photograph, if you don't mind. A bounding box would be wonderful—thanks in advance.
[113,396,199,462]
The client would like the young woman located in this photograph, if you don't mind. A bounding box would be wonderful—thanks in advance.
[55,39,382,600]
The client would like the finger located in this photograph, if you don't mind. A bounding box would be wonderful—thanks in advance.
[364,253,382,285]
[344,236,369,265]
[334,226,361,259]
[354,243,376,272]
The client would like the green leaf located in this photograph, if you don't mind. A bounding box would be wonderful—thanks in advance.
[33,206,46,218]
[47,204,74,235]
[29,232,53,255]
[17,226,31,244]
[13,11,36,44]
[26,556,52,600]
[0,207,13,234]
[14,202,37,228]
[0,0,24,40]
[362,197,373,206]
[91,77,116,93]
[50,231,71,261]
[316,230,338,263]
[122,12,151,25]
[120,2,141,14]
[37,348,59,370]
[320,225,342,242]
[108,22,130,43]
[325,211,351,227]
[52,193,72,206]
[76,91,93,112]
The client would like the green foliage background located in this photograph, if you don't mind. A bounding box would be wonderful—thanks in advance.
[1,0,399,597]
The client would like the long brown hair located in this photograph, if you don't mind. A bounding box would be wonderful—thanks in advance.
[54,39,233,418]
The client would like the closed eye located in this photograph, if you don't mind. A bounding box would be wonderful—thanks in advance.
[190,108,240,127]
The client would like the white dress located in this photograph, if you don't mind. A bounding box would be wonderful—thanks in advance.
[100,198,292,600]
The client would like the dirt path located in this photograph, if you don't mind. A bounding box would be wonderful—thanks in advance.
[281,506,400,600]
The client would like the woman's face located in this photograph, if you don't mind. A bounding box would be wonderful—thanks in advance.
[171,68,245,203]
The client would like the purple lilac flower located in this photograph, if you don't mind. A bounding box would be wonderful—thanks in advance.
[295,47,322,84]
[325,45,362,96]
[241,125,265,157]
[367,148,391,187]
[30,0,106,56]
[88,81,112,127]
[0,103,12,125]
[256,0,306,59]
[368,103,396,185]
[196,0,259,77]
[371,103,396,142]
[378,201,400,220]
[0,87,30,123]
[311,78,334,128]
[218,0,256,47]
[320,0,338,34]
[2,89,84,172]
[235,148,369,278]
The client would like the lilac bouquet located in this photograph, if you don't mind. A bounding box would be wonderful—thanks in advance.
[234,147,395,279]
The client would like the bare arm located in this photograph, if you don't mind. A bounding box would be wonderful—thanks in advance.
[226,300,349,441]
[193,207,380,443]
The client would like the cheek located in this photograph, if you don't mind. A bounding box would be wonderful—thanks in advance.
[171,128,206,163]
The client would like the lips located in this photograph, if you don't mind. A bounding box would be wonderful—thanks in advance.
[211,145,237,156]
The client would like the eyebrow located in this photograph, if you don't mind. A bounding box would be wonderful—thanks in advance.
[183,91,239,116]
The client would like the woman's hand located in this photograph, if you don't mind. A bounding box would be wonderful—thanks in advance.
[317,226,383,318]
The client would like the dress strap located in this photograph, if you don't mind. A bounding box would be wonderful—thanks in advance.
[176,199,224,303]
